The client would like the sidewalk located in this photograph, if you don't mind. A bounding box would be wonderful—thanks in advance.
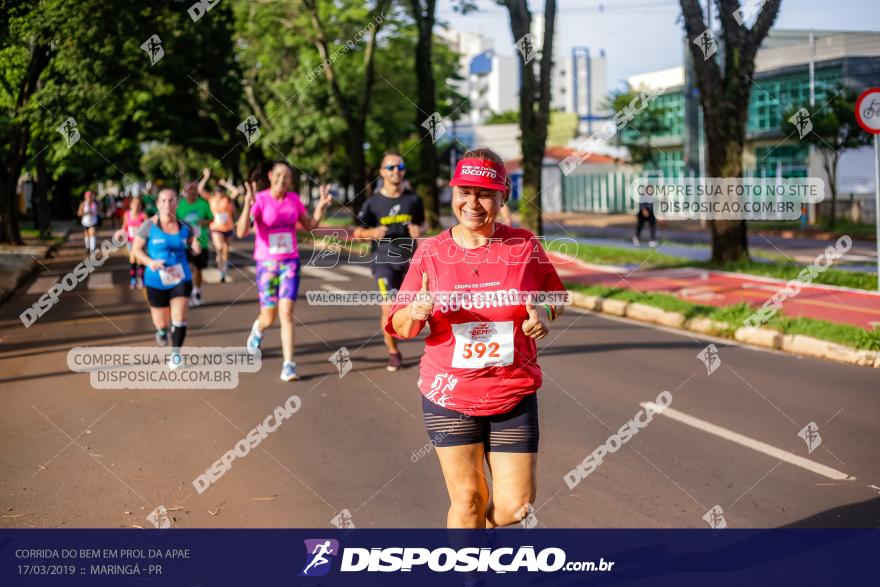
[0,222,74,305]
[547,251,880,331]
[541,212,878,267]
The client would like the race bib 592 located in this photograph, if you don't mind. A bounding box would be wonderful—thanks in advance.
[451,321,514,369]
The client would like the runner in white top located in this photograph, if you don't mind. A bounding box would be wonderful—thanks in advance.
[77,191,99,252]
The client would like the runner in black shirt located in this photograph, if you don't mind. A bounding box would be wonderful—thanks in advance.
[353,151,425,371]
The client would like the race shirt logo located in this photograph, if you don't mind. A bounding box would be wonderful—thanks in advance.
[459,164,497,179]
[425,373,458,407]
[380,204,413,226]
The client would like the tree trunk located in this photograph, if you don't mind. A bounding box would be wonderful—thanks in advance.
[678,0,783,263]
[348,125,370,216]
[410,0,441,230]
[34,149,52,238]
[821,150,838,229]
[503,0,556,236]
[1,41,50,245]
[301,0,389,220]
[704,101,750,262]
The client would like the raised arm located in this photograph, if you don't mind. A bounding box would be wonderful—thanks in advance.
[236,181,256,239]
[197,168,212,199]
[297,184,333,232]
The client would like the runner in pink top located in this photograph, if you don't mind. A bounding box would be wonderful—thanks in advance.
[119,197,147,289]
[250,187,308,262]
[387,147,566,529]
[236,161,333,382]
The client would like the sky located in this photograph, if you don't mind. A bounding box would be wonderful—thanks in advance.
[436,0,879,90]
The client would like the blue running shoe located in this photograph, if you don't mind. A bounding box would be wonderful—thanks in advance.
[246,321,262,355]
[280,362,299,382]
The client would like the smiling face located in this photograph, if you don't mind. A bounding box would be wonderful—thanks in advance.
[269,163,293,195]
[379,154,405,189]
[452,185,506,233]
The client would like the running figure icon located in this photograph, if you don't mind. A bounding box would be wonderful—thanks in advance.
[301,540,336,576]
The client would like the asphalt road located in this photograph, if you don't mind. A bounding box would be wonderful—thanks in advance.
[1,230,878,529]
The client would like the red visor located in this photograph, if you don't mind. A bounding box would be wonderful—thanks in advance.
[449,157,508,191]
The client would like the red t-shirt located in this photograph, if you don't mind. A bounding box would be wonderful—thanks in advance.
[385,223,566,416]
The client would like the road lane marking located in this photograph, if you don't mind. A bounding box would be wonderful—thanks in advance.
[86,271,114,290]
[26,275,58,295]
[640,402,855,481]
[302,266,349,281]
[320,283,345,292]
[202,268,233,283]
[339,265,373,277]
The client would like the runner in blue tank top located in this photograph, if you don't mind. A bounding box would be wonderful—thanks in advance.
[132,188,201,369]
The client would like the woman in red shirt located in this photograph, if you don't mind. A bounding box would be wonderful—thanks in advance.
[387,147,566,529]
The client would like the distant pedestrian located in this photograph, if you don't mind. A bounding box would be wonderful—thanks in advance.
[633,199,657,248]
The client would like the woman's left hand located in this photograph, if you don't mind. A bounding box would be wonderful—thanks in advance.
[521,295,550,340]
[318,184,334,208]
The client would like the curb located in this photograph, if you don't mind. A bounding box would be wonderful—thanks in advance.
[568,292,880,369]
[0,226,73,307]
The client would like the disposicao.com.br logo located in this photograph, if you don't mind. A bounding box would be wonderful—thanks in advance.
[300,539,614,575]
[300,539,340,577]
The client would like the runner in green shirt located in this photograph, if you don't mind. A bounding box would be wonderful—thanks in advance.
[177,182,213,306]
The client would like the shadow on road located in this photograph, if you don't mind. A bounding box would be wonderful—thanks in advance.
[782,496,880,528]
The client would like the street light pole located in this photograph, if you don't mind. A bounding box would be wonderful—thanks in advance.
[874,134,880,290]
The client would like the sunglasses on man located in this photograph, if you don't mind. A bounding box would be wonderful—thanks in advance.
[383,163,406,172]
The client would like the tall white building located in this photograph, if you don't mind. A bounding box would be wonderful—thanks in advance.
[439,27,608,129]
[563,48,609,133]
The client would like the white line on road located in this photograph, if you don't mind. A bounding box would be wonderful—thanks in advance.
[640,402,855,481]
[302,266,349,281]
[320,283,345,292]
[86,272,114,290]
[202,268,232,284]
[26,275,58,295]
[339,265,373,278]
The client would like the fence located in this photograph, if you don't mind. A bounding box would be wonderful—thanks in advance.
[561,165,809,215]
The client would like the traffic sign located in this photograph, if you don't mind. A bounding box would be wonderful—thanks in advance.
[855,88,880,134]
[856,88,880,289]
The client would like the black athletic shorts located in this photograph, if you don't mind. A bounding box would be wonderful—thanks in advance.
[146,281,193,308]
[421,393,539,453]
[373,263,408,301]
[187,247,209,270]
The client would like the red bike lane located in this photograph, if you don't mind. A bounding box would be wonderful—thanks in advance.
[547,252,880,330]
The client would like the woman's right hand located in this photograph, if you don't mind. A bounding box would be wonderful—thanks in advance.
[148,259,165,271]
[409,273,434,321]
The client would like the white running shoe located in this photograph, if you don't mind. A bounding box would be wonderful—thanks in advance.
[167,350,182,370]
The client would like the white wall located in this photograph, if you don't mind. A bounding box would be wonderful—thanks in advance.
[487,55,518,117]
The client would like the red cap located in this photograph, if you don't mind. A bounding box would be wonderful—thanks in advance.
[449,157,508,192]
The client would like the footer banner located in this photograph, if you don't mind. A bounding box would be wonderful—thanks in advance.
[1,529,875,585]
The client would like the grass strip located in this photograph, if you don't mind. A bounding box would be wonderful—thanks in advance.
[567,283,880,351]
